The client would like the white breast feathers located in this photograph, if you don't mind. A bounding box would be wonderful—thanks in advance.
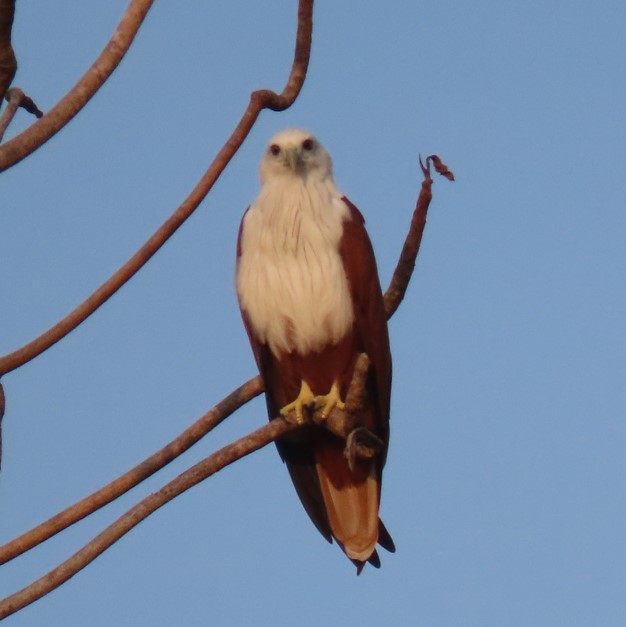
[237,177,354,356]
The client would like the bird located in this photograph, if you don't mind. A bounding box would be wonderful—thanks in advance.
[236,128,394,572]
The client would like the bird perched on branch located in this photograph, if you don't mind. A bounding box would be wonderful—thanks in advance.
[236,128,394,572]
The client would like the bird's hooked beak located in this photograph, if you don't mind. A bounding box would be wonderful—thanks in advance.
[284,146,304,172]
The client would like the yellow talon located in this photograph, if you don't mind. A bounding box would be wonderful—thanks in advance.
[280,381,315,424]
[314,382,346,419]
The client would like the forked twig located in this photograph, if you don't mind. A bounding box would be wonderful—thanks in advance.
[0,0,155,171]
[0,87,43,142]
[0,0,314,377]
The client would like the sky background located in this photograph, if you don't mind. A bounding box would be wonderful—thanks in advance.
[1,1,626,625]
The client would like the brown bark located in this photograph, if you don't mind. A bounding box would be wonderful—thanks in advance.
[384,155,454,318]
[0,0,16,104]
[0,87,43,142]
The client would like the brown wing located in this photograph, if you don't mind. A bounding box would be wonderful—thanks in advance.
[338,197,392,456]
[236,203,394,567]
[309,197,394,567]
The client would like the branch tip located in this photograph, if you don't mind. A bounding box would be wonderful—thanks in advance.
[427,154,455,181]
[418,154,430,178]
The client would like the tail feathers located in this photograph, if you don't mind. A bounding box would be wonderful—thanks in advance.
[315,443,378,561]
[282,437,395,573]
[352,551,380,575]
[352,547,388,575]
[378,518,396,553]
[351,523,395,574]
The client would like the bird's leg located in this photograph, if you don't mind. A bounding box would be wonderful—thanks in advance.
[280,380,315,425]
[313,381,346,421]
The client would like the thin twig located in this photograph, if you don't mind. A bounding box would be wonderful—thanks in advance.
[0,376,263,565]
[0,0,155,171]
[0,0,314,377]
[0,0,16,104]
[384,155,454,318]
[0,87,43,142]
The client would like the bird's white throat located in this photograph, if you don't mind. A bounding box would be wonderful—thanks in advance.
[237,177,355,356]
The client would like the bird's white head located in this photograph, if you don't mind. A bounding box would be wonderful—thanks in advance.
[259,128,334,185]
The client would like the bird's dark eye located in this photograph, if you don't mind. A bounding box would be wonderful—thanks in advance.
[269,144,281,156]
[301,138,315,151]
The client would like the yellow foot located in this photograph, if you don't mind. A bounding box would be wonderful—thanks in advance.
[314,382,346,420]
[280,381,315,424]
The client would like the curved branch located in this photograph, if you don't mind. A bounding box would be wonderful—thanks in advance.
[0,0,314,377]
[0,0,155,171]
[0,415,296,620]
[0,343,371,620]
[0,376,262,565]
[384,155,454,318]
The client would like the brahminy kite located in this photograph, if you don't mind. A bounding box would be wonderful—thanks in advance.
[236,128,394,572]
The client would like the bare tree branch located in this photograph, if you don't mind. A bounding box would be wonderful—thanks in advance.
[0,376,263,565]
[0,87,43,142]
[0,346,375,620]
[0,0,16,104]
[384,155,454,318]
[0,0,314,377]
[0,415,297,620]
[0,149,453,619]
[0,0,314,563]
[0,0,155,171]
[0,150,453,568]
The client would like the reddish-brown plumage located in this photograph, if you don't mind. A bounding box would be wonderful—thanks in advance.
[237,197,394,570]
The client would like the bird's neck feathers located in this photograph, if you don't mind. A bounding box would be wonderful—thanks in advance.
[259,170,340,212]
[254,174,348,253]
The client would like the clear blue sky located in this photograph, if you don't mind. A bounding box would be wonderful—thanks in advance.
[2,1,626,625]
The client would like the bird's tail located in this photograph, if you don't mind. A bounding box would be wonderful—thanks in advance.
[315,440,381,564]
